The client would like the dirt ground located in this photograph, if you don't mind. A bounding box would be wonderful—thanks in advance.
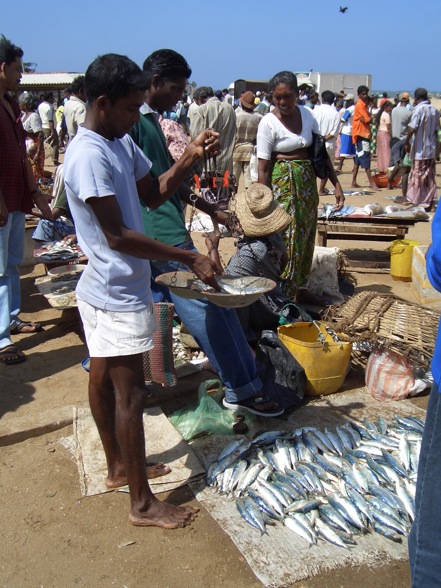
[1,157,439,588]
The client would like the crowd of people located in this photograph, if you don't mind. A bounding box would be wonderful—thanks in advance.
[1,35,441,575]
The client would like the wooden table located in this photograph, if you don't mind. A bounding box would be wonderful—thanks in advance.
[316,215,424,269]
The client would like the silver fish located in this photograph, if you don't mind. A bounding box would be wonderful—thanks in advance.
[247,489,283,521]
[284,516,316,545]
[252,482,285,516]
[218,438,245,462]
[370,507,408,535]
[325,427,344,456]
[318,504,354,536]
[235,461,264,497]
[236,498,266,535]
[395,480,415,522]
[228,459,248,494]
[315,518,349,549]
[285,498,323,514]
[372,521,403,542]
[243,496,268,535]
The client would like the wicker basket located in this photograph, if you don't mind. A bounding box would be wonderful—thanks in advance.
[143,302,177,386]
[323,291,440,368]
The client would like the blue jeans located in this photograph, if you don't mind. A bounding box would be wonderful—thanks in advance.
[409,383,441,587]
[150,243,263,403]
[0,211,25,349]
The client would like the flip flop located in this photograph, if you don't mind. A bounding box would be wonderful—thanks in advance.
[10,320,42,335]
[223,395,284,418]
[0,345,26,365]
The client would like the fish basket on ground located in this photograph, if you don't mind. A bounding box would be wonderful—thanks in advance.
[323,291,439,369]
[278,321,352,396]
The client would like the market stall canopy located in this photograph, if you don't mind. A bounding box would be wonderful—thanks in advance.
[19,72,84,93]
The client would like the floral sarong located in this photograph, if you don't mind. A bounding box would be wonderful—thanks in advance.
[271,159,319,298]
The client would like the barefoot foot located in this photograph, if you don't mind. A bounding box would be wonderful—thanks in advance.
[129,498,199,529]
[105,462,172,489]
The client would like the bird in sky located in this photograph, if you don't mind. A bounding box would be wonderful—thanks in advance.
[339,6,348,13]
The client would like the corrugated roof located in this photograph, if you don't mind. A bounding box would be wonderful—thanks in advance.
[20,72,84,86]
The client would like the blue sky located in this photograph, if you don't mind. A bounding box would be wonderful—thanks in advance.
[2,0,439,92]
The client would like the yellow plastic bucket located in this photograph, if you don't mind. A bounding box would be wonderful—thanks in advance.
[390,239,421,282]
[278,322,352,397]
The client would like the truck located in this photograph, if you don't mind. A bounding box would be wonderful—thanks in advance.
[229,79,271,100]
[296,72,373,97]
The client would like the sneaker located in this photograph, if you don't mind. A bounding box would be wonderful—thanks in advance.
[223,395,284,418]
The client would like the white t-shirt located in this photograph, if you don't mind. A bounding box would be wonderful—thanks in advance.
[37,101,54,129]
[313,104,341,149]
[64,126,153,312]
[340,104,355,136]
[256,107,319,160]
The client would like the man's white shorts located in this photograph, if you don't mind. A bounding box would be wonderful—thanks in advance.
[77,297,157,357]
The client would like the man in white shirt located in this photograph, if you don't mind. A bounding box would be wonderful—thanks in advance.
[37,92,59,165]
[62,75,86,143]
[64,52,220,529]
[313,91,341,194]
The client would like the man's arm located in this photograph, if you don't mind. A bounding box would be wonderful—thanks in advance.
[178,184,229,226]
[87,194,221,289]
[404,127,416,153]
[136,130,220,209]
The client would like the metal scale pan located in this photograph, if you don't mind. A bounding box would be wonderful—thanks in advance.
[155,271,276,308]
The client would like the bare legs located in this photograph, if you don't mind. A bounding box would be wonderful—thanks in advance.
[351,164,379,191]
[88,355,198,528]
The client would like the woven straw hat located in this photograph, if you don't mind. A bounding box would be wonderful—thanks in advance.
[230,183,291,237]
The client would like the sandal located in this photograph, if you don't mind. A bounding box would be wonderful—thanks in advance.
[10,320,42,335]
[0,345,26,365]
[223,395,284,418]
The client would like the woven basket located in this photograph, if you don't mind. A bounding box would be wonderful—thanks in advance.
[323,291,440,368]
[143,302,177,386]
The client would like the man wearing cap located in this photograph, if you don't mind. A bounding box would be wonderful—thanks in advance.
[336,94,356,171]
[405,88,439,210]
[233,91,262,188]
[391,93,412,142]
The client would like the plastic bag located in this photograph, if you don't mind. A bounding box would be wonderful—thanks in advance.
[169,379,237,440]
[255,330,306,411]
[250,148,258,183]
[365,348,415,401]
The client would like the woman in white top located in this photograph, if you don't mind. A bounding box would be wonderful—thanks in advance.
[257,71,344,304]
[375,100,393,173]
[19,93,45,182]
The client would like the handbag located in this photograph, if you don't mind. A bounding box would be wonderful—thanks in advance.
[309,133,329,179]
[255,330,306,412]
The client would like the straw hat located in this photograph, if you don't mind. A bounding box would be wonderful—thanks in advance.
[229,183,291,237]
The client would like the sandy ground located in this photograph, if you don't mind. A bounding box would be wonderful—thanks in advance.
[0,154,439,587]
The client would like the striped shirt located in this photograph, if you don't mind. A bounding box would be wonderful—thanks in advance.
[190,96,236,173]
[409,101,440,160]
[233,110,262,161]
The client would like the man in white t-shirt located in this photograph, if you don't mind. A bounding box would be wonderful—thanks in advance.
[313,90,341,194]
[64,53,220,529]
[37,91,59,165]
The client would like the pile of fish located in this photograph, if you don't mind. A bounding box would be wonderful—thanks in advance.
[207,416,423,549]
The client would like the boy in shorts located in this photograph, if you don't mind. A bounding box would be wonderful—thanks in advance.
[64,53,220,529]
[351,85,379,191]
